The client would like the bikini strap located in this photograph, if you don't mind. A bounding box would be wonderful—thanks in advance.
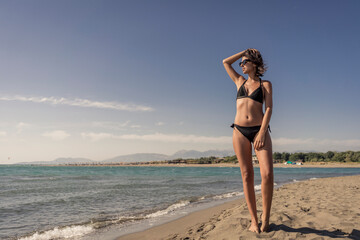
[240,79,247,87]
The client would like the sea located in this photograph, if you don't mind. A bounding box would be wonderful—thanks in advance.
[1,164,359,240]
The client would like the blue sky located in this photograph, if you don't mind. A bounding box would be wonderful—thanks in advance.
[1,0,360,163]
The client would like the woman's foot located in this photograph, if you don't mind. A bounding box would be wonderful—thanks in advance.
[260,219,270,232]
[249,222,260,233]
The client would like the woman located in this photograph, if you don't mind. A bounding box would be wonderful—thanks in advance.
[222,48,273,233]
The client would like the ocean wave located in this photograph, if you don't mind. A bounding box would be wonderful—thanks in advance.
[145,200,190,218]
[212,182,279,200]
[212,191,244,199]
[254,184,261,191]
[17,225,94,240]
[13,176,58,182]
[90,215,144,229]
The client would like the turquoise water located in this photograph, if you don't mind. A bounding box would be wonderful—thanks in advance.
[0,165,359,239]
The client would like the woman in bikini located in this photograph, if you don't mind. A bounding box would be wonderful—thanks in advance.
[222,48,273,233]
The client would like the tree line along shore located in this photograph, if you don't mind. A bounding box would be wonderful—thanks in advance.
[273,150,360,163]
[40,151,360,166]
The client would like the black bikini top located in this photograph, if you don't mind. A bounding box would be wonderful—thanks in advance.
[236,78,263,103]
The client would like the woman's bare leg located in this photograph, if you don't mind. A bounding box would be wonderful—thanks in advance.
[254,130,274,232]
[232,129,260,233]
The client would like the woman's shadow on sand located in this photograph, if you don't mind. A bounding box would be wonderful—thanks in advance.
[268,223,360,239]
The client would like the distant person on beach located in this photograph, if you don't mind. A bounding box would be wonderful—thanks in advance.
[222,48,273,233]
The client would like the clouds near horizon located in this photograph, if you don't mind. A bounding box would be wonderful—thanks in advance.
[42,130,70,141]
[0,95,154,112]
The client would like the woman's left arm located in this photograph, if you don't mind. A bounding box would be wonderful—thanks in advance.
[254,81,273,150]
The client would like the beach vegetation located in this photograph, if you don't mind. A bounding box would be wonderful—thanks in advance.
[272,151,360,163]
[281,152,290,161]
[325,151,335,159]
[47,151,360,167]
[137,151,360,165]
[289,152,306,162]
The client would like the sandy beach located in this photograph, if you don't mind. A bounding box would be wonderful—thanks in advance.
[118,175,360,240]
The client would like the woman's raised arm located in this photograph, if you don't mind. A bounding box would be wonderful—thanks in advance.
[222,50,246,84]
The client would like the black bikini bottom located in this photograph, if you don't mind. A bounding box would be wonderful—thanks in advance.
[231,123,271,143]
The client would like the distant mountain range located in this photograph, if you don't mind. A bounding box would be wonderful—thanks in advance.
[103,153,169,163]
[171,149,234,160]
[15,157,95,165]
[15,149,235,165]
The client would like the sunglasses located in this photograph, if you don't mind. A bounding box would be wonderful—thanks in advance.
[239,59,252,67]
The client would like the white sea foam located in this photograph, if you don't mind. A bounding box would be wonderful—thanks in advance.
[17,225,94,240]
[274,182,278,186]
[310,177,317,180]
[293,179,298,182]
[254,184,262,191]
[145,200,190,218]
[213,191,244,199]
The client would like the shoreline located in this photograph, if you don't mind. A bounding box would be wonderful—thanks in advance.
[120,162,360,168]
[116,174,360,240]
[18,162,360,168]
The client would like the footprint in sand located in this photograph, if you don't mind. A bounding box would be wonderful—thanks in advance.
[196,223,215,233]
[306,221,315,227]
[300,206,311,212]
[238,217,249,228]
[196,224,205,232]
[202,224,215,233]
